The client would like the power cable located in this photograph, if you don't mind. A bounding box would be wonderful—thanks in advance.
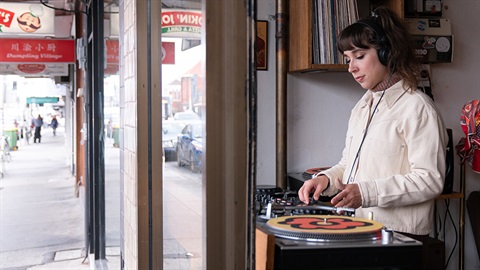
[434,197,458,269]
[443,199,458,269]
[39,0,87,15]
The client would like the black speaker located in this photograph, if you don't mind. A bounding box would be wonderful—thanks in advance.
[443,128,454,194]
[425,237,445,270]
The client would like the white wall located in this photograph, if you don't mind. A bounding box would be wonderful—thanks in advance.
[257,0,480,269]
[256,0,276,182]
[427,1,480,269]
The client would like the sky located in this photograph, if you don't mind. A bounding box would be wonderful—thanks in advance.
[162,37,203,88]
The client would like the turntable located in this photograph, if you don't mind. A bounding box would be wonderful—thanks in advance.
[255,186,422,269]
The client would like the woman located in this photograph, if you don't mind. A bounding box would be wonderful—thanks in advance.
[50,115,59,136]
[298,6,447,257]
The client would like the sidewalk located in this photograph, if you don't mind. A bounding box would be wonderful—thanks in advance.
[0,127,120,270]
[0,126,204,270]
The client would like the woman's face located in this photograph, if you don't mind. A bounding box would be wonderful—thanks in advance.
[344,47,390,90]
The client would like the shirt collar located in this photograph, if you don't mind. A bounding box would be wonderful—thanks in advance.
[361,80,411,109]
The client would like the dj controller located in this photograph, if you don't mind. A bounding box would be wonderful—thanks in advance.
[255,184,423,270]
[255,185,356,222]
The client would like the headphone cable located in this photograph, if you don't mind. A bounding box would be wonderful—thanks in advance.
[345,71,394,184]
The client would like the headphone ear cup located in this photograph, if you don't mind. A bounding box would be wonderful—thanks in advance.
[355,19,390,66]
[378,46,389,66]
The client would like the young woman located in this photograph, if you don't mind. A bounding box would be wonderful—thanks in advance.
[298,7,447,243]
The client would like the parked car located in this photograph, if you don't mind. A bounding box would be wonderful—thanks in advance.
[162,121,184,161]
[173,110,201,125]
[176,123,203,172]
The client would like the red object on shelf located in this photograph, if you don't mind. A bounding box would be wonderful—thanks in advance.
[305,167,331,175]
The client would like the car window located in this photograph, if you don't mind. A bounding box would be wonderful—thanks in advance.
[173,111,201,121]
[163,122,183,134]
[181,125,190,135]
[192,124,202,138]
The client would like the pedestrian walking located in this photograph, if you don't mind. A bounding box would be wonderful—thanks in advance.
[21,119,30,145]
[50,115,59,136]
[31,114,43,143]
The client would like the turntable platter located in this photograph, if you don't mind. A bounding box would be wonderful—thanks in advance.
[265,215,383,242]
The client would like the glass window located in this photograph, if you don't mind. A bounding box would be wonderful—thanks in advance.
[161,3,204,268]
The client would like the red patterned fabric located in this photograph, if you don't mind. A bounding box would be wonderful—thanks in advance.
[456,100,480,173]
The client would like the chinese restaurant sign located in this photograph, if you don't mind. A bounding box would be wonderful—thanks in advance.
[0,39,75,63]
[105,39,119,75]
[103,40,175,73]
[0,63,68,76]
[162,9,201,39]
[106,40,119,65]
[0,2,55,35]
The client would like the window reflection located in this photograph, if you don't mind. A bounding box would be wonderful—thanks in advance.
[161,6,204,267]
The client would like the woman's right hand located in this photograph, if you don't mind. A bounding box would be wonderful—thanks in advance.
[298,175,330,204]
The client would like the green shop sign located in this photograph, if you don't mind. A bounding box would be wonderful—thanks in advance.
[27,97,59,104]
[161,9,201,38]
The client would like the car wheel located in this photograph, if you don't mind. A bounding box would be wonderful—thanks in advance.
[177,147,184,167]
[171,151,178,162]
[189,152,196,172]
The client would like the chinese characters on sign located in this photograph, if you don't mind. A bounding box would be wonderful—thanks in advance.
[0,39,75,63]
[105,39,119,75]
[106,40,119,64]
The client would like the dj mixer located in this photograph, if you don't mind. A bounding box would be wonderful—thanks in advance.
[255,185,356,222]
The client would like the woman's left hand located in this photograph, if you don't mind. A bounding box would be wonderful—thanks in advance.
[330,178,362,209]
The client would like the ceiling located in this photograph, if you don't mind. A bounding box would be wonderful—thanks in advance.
[3,0,201,15]
[1,0,119,16]
[162,0,201,9]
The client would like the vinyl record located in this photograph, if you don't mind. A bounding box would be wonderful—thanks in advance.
[265,215,383,242]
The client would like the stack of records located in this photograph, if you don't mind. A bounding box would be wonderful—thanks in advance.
[312,0,359,64]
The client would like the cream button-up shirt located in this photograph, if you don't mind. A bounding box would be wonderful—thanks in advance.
[321,80,447,235]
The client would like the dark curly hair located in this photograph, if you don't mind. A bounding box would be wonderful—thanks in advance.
[337,7,422,90]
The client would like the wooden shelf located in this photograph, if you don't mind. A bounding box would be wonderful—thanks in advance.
[309,64,348,72]
[436,192,464,200]
[288,0,404,73]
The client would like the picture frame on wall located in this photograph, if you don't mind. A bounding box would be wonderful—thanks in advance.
[256,20,268,70]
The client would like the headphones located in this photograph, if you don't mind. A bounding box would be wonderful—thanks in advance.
[355,17,390,66]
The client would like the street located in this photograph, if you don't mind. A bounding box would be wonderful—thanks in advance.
[0,127,203,269]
